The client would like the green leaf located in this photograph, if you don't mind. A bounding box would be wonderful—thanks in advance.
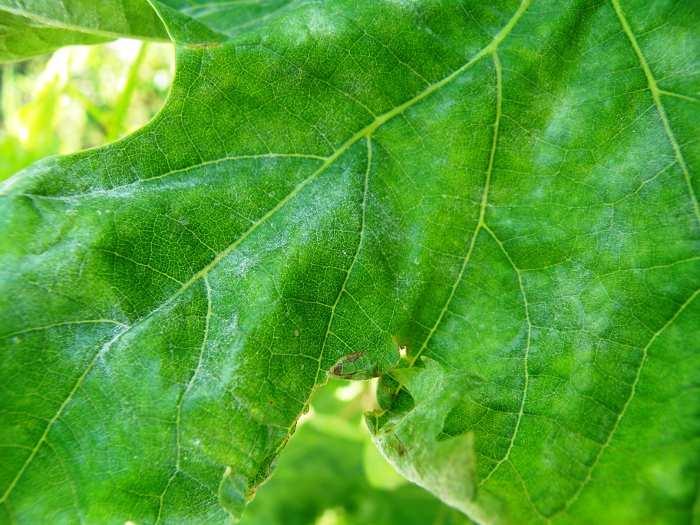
[0,0,167,62]
[0,0,294,62]
[0,0,167,37]
[159,0,298,37]
[0,10,108,63]
[1,0,699,524]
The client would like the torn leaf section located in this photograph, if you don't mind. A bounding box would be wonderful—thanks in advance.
[367,359,484,523]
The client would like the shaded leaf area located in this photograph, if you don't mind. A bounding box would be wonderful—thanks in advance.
[0,0,166,62]
[0,0,699,524]
[160,0,298,37]
[0,10,108,63]
[0,0,298,62]
[241,379,472,525]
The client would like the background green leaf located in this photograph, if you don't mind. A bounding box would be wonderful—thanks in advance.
[0,0,167,62]
[0,10,108,63]
[0,0,303,63]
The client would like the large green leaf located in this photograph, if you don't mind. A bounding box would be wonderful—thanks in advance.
[1,0,699,524]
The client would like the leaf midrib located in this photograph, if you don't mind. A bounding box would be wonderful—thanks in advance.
[610,0,699,224]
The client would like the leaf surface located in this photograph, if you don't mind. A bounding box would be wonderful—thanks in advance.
[1,0,699,524]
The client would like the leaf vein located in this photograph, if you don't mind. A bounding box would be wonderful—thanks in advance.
[552,287,700,517]
[611,0,700,224]
[479,222,532,486]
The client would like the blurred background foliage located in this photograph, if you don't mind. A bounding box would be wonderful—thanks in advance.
[242,379,470,525]
[0,39,173,181]
[0,41,471,525]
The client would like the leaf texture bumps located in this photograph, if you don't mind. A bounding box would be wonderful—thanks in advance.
[0,1,699,524]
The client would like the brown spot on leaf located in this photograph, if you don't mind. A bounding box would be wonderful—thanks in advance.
[330,351,365,376]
